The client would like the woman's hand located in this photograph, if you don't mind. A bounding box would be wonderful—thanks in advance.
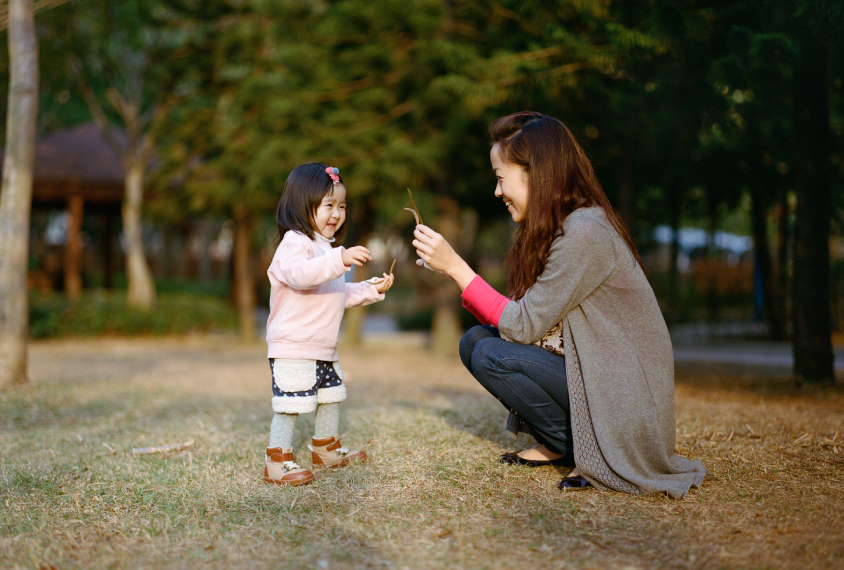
[342,246,372,267]
[412,225,477,290]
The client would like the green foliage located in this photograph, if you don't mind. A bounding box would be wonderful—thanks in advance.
[23,0,844,336]
[150,0,664,227]
[28,291,237,338]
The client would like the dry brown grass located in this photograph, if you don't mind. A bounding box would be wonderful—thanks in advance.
[1,334,842,570]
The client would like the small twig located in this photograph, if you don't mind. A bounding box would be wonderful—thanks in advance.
[366,260,396,284]
[405,188,423,225]
[132,439,195,455]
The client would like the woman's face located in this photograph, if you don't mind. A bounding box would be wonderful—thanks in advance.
[313,184,347,239]
[491,143,529,223]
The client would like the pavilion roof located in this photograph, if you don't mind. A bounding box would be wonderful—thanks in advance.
[32,122,126,185]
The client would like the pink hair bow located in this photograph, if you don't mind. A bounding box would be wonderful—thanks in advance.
[325,166,340,185]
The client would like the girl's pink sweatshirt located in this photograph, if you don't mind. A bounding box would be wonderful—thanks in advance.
[266,231,384,361]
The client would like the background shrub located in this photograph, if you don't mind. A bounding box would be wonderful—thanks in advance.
[29,291,238,338]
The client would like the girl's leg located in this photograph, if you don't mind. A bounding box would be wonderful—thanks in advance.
[265,359,313,485]
[463,328,573,459]
[314,402,341,439]
[310,361,365,467]
[269,412,298,450]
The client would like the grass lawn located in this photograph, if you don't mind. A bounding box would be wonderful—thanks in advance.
[1,334,843,569]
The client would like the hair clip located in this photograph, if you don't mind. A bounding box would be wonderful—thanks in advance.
[325,166,340,185]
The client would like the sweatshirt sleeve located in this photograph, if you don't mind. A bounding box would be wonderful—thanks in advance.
[498,217,616,344]
[344,281,385,308]
[460,276,510,327]
[268,234,349,290]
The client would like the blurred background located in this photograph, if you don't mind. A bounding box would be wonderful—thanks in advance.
[1,0,841,375]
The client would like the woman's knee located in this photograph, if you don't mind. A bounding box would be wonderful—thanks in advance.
[468,336,503,382]
[459,325,496,371]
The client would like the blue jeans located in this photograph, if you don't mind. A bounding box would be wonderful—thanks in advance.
[459,325,574,459]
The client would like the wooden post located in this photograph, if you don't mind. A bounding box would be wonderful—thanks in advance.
[64,193,83,299]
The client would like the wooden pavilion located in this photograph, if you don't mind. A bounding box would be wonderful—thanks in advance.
[27,122,126,297]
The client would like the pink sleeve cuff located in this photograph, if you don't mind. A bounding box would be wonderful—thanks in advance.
[461,298,489,326]
[460,275,509,327]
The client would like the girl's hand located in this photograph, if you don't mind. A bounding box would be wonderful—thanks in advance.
[342,246,372,267]
[412,225,477,290]
[372,273,394,294]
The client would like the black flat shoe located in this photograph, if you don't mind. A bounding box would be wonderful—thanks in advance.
[558,475,592,491]
[499,452,572,467]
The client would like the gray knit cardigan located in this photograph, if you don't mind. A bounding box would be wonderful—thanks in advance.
[498,206,707,499]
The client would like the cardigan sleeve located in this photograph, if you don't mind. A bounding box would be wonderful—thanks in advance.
[498,216,616,344]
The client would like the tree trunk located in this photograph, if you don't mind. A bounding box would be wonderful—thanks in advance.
[776,201,790,322]
[341,196,376,347]
[617,131,639,232]
[666,185,682,326]
[705,200,720,324]
[790,25,834,384]
[430,194,463,357]
[123,156,156,310]
[0,0,38,388]
[233,205,256,340]
[749,188,786,340]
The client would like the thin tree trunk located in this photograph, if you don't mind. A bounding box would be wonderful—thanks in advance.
[77,71,159,311]
[749,188,786,340]
[618,132,639,232]
[666,186,682,326]
[706,201,719,324]
[0,0,38,388]
[123,156,156,310]
[341,196,375,347]
[776,201,790,326]
[430,194,462,357]
[791,24,834,384]
[233,205,256,340]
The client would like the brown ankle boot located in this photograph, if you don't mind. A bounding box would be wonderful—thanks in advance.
[309,435,367,468]
[264,447,314,486]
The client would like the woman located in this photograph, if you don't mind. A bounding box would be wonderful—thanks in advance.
[412,111,706,498]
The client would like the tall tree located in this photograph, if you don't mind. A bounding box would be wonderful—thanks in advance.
[789,0,840,384]
[39,0,175,310]
[0,0,38,387]
[700,0,840,377]
[708,1,795,340]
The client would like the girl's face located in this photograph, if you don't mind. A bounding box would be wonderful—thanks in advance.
[491,143,530,223]
[313,184,347,239]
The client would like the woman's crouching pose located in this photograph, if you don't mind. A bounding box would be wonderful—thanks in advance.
[413,112,707,498]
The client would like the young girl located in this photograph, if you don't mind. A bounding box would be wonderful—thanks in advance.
[264,162,393,486]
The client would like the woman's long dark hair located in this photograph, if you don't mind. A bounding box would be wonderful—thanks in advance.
[490,112,643,300]
[276,162,347,245]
